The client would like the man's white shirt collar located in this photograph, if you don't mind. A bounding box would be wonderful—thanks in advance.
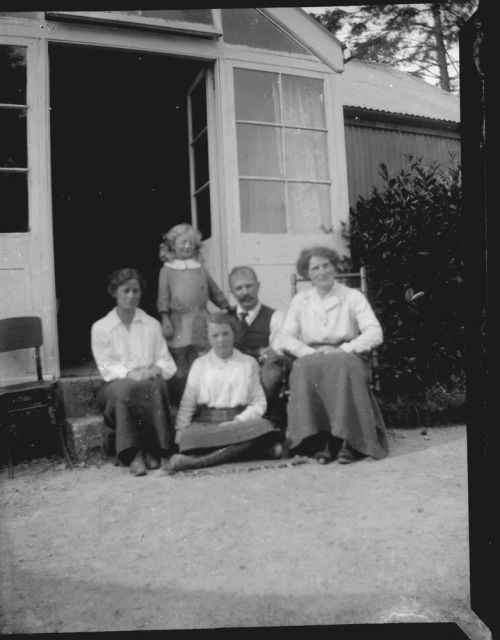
[236,301,262,325]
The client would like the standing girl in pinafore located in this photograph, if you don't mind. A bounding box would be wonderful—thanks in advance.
[157,223,230,401]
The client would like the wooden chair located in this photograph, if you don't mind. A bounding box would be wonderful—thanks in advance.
[0,317,73,478]
[290,266,381,392]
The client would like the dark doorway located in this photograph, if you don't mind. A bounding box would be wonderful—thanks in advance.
[49,44,208,374]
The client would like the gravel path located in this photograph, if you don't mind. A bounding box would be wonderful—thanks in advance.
[0,425,491,638]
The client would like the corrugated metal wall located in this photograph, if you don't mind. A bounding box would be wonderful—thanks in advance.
[344,123,461,208]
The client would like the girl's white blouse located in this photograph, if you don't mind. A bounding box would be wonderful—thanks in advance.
[175,349,266,430]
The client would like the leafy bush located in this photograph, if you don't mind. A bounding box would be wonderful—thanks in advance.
[342,155,464,396]
[377,376,465,428]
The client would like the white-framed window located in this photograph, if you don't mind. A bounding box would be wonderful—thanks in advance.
[45,10,223,38]
[234,67,331,234]
[221,9,309,54]
[0,43,28,233]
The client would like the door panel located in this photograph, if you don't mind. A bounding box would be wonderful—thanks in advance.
[0,37,57,383]
[187,65,223,304]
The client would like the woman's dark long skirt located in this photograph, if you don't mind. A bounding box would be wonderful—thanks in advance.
[286,351,388,459]
[97,377,175,463]
[177,405,277,453]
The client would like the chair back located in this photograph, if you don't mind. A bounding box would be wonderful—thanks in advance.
[0,317,44,381]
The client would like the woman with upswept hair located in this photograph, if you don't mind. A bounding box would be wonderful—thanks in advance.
[91,268,177,476]
[280,246,389,464]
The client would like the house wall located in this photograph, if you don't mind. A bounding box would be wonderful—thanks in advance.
[1,10,348,382]
[344,115,461,208]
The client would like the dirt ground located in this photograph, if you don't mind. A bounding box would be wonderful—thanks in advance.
[0,425,491,638]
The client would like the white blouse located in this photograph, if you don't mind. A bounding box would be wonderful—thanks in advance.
[279,281,383,359]
[91,308,177,382]
[175,349,266,430]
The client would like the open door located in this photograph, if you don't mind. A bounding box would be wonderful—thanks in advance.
[186,67,222,292]
[49,44,208,374]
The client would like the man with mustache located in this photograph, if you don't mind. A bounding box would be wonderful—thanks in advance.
[228,266,292,437]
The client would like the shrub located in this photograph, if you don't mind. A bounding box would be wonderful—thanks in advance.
[377,377,465,428]
[342,155,464,396]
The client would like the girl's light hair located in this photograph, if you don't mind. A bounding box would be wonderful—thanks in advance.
[159,223,203,263]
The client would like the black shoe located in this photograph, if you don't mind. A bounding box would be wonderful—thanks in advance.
[314,450,333,465]
[337,441,355,464]
[129,451,147,476]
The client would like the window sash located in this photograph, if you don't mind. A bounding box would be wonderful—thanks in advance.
[1,43,29,233]
[234,68,331,235]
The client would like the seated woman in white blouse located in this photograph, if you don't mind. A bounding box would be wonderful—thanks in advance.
[280,246,389,465]
[166,312,280,474]
[91,268,177,476]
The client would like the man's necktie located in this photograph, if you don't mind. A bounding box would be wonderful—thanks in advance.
[239,311,249,327]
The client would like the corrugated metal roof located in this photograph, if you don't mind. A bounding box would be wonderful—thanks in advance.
[341,60,460,123]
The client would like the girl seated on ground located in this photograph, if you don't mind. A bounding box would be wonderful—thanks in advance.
[166,312,282,474]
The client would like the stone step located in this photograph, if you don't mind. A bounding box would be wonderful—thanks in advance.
[57,376,104,418]
[65,415,110,461]
[58,376,179,462]
[62,391,179,462]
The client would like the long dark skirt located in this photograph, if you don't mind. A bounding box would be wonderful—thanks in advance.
[178,405,277,453]
[97,377,175,464]
[287,351,388,459]
[260,354,293,432]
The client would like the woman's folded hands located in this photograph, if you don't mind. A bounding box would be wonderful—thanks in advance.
[127,365,163,381]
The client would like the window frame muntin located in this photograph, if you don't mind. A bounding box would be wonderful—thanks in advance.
[0,38,32,235]
[233,65,332,234]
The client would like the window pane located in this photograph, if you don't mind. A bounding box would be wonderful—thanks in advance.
[287,183,330,234]
[190,79,207,139]
[193,132,209,189]
[237,124,282,178]
[234,69,280,123]
[240,179,286,233]
[195,186,211,240]
[285,129,329,181]
[0,172,28,232]
[282,75,326,128]
[0,45,26,104]
[121,10,214,25]
[0,108,27,167]
[222,9,308,54]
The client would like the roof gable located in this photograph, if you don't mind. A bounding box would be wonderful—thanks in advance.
[262,7,344,72]
[221,9,310,54]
